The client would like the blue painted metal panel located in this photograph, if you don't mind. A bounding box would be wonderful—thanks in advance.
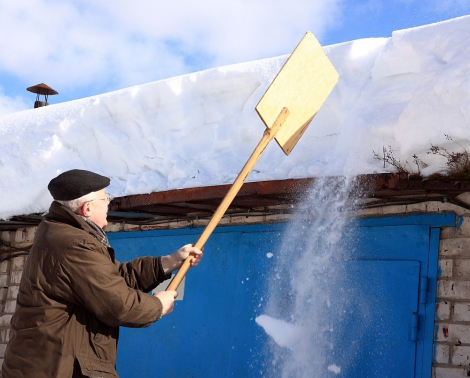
[353,213,455,228]
[107,213,455,378]
[419,227,441,378]
[326,260,420,376]
[111,229,281,377]
[346,225,432,261]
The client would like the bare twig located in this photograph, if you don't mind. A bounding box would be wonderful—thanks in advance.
[373,146,410,174]
[427,135,470,176]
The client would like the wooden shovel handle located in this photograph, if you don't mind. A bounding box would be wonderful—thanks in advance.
[166,107,290,291]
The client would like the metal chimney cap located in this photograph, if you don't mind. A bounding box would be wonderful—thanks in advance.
[26,83,58,95]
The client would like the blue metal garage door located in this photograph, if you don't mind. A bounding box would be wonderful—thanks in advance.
[326,260,420,376]
[108,213,454,378]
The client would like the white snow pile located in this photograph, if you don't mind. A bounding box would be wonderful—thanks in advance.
[1,15,470,219]
[328,365,341,375]
[255,315,304,349]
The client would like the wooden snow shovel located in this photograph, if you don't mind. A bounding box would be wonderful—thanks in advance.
[166,31,339,291]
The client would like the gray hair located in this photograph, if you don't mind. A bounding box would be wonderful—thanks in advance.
[56,192,96,213]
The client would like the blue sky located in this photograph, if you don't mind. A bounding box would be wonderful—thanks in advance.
[0,0,469,116]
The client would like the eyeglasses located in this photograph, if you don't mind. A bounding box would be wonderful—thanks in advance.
[88,193,111,203]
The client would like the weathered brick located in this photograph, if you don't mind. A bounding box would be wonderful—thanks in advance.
[217,217,232,225]
[439,259,453,278]
[141,224,164,231]
[436,301,451,321]
[0,329,10,343]
[0,288,7,302]
[103,223,122,233]
[0,261,8,274]
[440,238,470,257]
[6,286,18,300]
[435,323,470,343]
[0,232,13,243]
[25,227,36,242]
[403,203,424,213]
[9,271,22,285]
[380,205,404,214]
[441,217,470,239]
[245,216,265,224]
[0,343,6,358]
[426,202,449,213]
[456,259,470,278]
[459,217,470,232]
[434,343,450,364]
[454,302,470,322]
[0,275,8,288]
[0,315,12,327]
[441,218,470,239]
[266,214,293,223]
[4,300,16,314]
[11,256,25,271]
[359,207,383,216]
[432,367,469,378]
[438,281,470,300]
[140,223,170,231]
[14,228,26,244]
[123,224,140,232]
[441,226,457,240]
[453,345,470,366]
[226,215,265,225]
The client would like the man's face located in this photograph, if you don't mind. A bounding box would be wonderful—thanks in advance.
[86,189,109,228]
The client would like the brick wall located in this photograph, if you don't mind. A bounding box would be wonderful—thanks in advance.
[1,203,470,377]
[0,228,34,371]
[433,215,470,377]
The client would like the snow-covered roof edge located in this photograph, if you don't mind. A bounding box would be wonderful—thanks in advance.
[1,15,470,219]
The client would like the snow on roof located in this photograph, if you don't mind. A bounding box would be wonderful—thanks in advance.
[1,15,470,219]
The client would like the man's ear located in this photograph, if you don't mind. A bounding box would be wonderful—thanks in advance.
[79,202,92,217]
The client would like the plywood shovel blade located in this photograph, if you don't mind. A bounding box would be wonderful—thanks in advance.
[256,32,339,155]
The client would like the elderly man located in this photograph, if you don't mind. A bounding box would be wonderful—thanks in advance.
[2,169,202,378]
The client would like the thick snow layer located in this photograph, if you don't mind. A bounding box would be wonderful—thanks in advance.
[1,16,470,219]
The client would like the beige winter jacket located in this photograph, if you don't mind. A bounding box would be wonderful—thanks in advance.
[2,201,170,378]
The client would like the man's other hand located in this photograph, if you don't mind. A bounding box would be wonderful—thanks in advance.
[161,244,203,274]
[153,290,178,317]
[173,244,203,267]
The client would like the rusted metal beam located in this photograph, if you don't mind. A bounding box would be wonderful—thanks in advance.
[110,174,470,215]
[397,179,470,192]
[109,178,316,211]
[355,173,408,192]
[123,204,200,216]
[168,202,219,211]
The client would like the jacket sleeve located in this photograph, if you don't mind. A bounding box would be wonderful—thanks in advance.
[53,239,164,328]
[116,255,171,292]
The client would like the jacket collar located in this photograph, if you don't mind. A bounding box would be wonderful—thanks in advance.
[46,201,103,241]
[46,201,115,261]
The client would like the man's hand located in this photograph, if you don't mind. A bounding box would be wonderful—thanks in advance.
[161,244,203,274]
[153,290,178,317]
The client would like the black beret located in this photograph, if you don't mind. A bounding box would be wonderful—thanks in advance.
[48,169,110,200]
